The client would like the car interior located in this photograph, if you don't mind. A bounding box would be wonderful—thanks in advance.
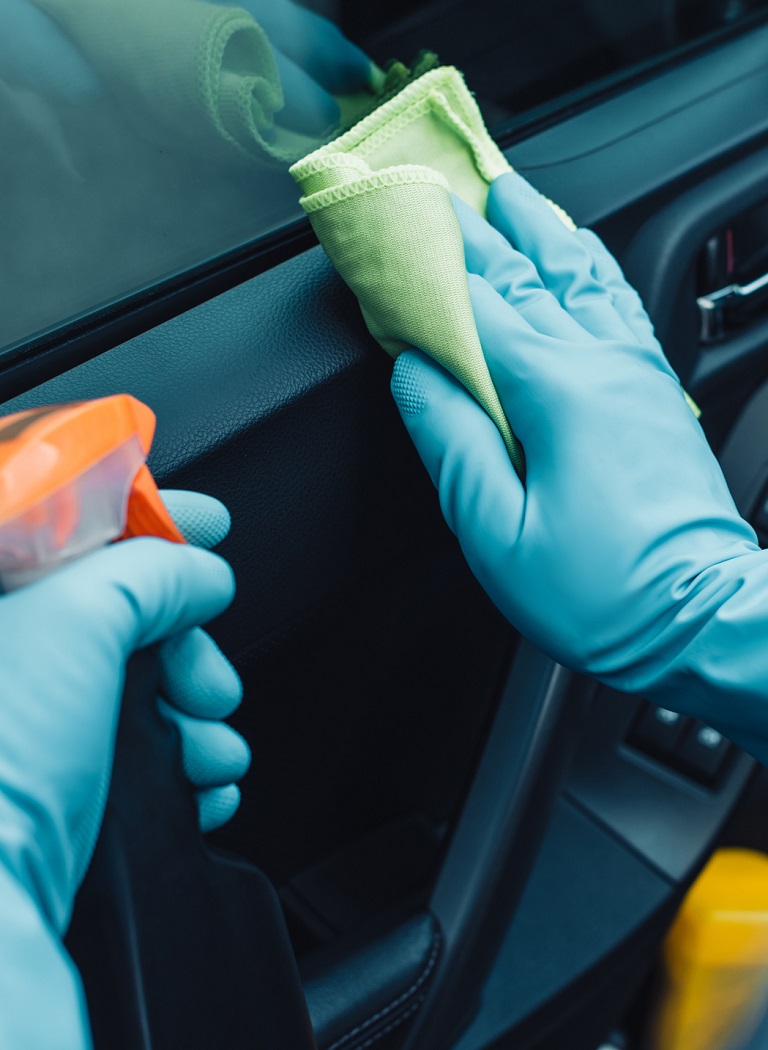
[5,1,768,1047]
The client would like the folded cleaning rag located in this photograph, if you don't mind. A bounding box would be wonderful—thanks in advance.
[30,0,396,163]
[290,66,576,474]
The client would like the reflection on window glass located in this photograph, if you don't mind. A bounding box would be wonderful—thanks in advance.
[0,0,378,353]
[2,0,767,355]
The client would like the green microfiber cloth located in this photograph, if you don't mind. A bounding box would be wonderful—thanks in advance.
[31,0,422,164]
[290,66,576,473]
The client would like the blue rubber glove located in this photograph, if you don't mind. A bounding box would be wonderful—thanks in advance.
[159,491,250,834]
[0,524,237,1048]
[392,171,768,762]
[0,0,100,102]
[211,0,374,134]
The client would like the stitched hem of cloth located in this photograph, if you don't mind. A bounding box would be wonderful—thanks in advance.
[300,165,451,212]
[196,8,274,151]
[303,90,502,184]
[196,6,346,165]
[291,66,575,231]
[341,90,504,183]
[291,67,509,187]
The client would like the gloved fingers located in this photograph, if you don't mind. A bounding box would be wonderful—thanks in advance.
[0,0,100,103]
[159,490,231,550]
[158,700,251,789]
[226,0,373,95]
[454,193,587,340]
[272,47,339,134]
[159,627,242,719]
[197,784,242,834]
[468,273,568,454]
[55,538,235,652]
[574,229,677,370]
[487,173,638,344]
[392,350,525,542]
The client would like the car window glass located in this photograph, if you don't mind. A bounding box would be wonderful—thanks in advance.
[3,0,767,357]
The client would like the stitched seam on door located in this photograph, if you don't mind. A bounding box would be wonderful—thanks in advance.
[355,999,425,1050]
[325,931,441,1050]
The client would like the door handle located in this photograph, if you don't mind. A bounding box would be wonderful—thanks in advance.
[697,269,768,342]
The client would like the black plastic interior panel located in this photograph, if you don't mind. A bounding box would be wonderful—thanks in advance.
[1,247,514,897]
[622,144,768,447]
[507,22,768,227]
[720,374,768,516]
[624,143,768,352]
[0,219,318,404]
[453,798,677,1050]
[404,646,583,1049]
[565,687,753,882]
[67,650,317,1050]
[4,248,469,653]
[501,26,768,454]
[224,550,510,888]
[283,816,441,943]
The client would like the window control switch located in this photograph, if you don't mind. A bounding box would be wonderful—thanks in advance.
[674,722,732,784]
[628,704,689,759]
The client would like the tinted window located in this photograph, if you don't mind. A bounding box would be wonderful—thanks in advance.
[355,0,768,123]
[3,0,766,356]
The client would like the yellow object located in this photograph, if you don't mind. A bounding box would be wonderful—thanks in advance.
[650,848,768,1050]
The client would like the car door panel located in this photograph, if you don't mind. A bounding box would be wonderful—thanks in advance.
[3,244,514,888]
[5,15,768,1049]
[507,19,768,227]
[453,797,677,1050]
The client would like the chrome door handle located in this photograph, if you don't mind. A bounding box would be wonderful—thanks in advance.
[697,269,768,342]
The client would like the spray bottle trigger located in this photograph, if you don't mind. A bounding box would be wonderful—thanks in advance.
[120,464,186,544]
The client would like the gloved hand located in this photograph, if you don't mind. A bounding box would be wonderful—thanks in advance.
[210,0,376,135]
[159,490,250,835]
[392,171,768,761]
[0,506,239,1048]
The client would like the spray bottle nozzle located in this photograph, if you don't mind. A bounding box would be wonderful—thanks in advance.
[0,395,184,590]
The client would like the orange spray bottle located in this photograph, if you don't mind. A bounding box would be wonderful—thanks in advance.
[0,394,317,1050]
[0,394,184,591]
